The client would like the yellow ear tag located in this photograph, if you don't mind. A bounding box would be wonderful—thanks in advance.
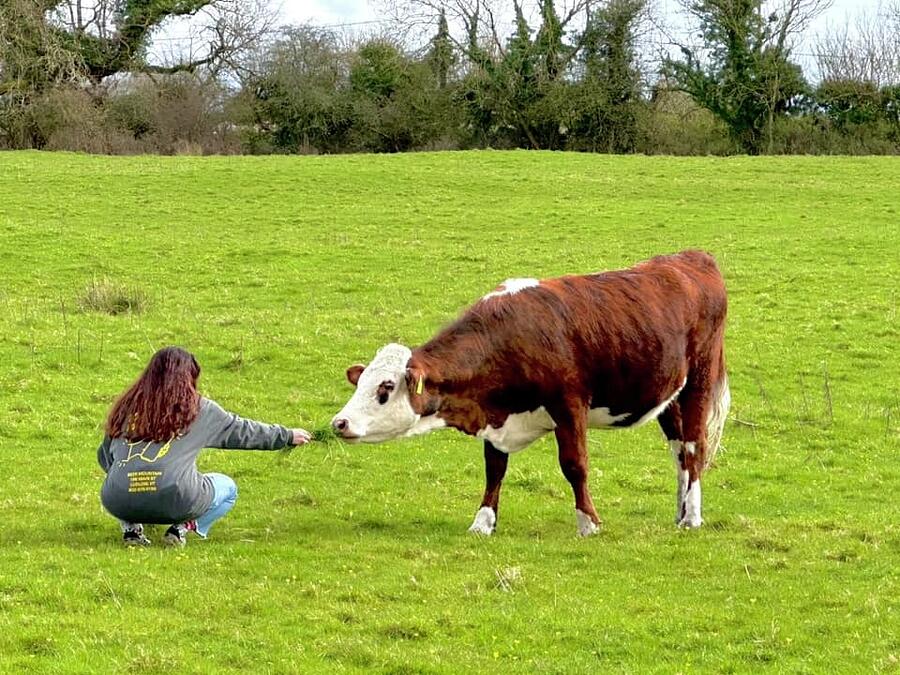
[416,376,424,395]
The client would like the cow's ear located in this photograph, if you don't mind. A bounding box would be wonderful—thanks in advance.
[406,365,440,415]
[346,364,366,387]
[405,365,426,397]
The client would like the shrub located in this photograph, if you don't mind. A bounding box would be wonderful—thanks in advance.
[78,278,148,315]
[639,90,734,155]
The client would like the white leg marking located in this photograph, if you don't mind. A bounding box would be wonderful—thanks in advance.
[678,480,703,529]
[670,441,689,525]
[684,441,696,456]
[468,506,496,535]
[575,509,599,537]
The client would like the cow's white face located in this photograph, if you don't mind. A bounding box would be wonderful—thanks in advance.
[331,343,419,443]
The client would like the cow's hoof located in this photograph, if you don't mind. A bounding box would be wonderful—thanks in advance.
[575,509,600,537]
[468,506,496,535]
[677,517,703,529]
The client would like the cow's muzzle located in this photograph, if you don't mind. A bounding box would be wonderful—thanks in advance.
[331,417,358,440]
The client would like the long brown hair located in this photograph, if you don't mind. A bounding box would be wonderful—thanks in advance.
[106,346,201,442]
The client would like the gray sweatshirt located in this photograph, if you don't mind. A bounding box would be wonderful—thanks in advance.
[97,397,293,524]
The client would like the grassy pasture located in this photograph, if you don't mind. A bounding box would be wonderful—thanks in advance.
[0,150,897,673]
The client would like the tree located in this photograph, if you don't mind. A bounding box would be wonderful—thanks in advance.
[814,3,900,87]
[576,0,647,152]
[349,39,451,152]
[665,0,830,154]
[427,8,456,88]
[535,0,567,79]
[1,0,274,86]
[0,0,83,94]
[453,1,592,149]
[380,0,589,67]
[238,26,352,153]
[814,78,882,131]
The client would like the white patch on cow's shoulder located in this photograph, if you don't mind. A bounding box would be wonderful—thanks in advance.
[476,408,555,453]
[468,506,496,535]
[482,278,539,300]
[575,509,599,537]
[587,407,630,427]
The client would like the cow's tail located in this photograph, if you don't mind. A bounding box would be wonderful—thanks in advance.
[704,362,730,470]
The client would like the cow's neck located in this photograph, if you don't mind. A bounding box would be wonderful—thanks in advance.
[410,351,494,438]
[416,318,492,384]
[434,394,489,437]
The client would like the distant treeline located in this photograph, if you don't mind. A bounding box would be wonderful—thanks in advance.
[1,0,899,155]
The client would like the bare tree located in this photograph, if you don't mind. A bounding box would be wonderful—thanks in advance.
[16,0,277,84]
[378,0,591,65]
[770,0,833,49]
[815,3,900,86]
[145,0,279,82]
[890,0,900,24]
[52,0,116,39]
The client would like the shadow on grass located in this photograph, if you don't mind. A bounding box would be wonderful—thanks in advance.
[3,512,479,550]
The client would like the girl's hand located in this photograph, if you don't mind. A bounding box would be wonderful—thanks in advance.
[292,429,312,445]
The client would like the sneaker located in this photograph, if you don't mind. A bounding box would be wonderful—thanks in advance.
[163,521,195,548]
[123,530,151,547]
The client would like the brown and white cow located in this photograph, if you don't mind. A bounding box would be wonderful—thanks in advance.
[331,250,730,535]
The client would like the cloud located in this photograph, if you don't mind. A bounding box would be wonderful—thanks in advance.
[277,0,376,26]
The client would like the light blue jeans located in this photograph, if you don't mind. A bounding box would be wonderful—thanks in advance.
[195,473,238,538]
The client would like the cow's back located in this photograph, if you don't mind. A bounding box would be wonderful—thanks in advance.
[414,250,727,425]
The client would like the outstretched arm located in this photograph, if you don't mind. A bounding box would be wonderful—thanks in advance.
[204,399,308,450]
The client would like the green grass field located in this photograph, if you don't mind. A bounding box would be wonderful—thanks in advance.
[0,150,897,673]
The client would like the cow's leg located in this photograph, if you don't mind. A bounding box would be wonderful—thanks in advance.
[673,380,713,529]
[658,403,689,526]
[469,441,508,535]
[552,403,599,536]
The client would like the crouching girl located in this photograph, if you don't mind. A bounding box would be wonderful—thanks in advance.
[97,346,310,547]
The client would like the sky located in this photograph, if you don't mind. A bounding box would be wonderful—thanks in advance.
[277,0,887,33]
[275,0,377,26]
[152,0,892,79]
[270,0,891,80]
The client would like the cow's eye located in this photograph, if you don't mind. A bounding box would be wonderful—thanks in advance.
[377,380,395,405]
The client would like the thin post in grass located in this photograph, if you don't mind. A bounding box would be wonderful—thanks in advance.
[752,344,774,420]
[822,361,834,426]
[60,296,69,355]
[752,371,773,420]
[797,372,811,424]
